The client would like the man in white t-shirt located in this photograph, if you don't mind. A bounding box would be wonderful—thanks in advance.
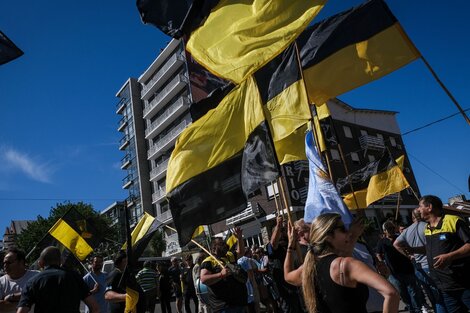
[0,248,39,313]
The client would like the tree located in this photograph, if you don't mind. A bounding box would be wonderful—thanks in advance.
[146,229,166,257]
[16,201,117,263]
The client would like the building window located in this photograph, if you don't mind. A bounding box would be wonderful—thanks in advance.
[368,155,375,162]
[266,183,279,199]
[330,149,340,161]
[351,152,360,164]
[390,137,397,147]
[343,126,353,138]
[360,130,368,136]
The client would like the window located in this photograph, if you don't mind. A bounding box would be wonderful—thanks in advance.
[351,152,360,164]
[368,155,375,162]
[390,137,397,147]
[343,126,353,138]
[376,133,383,140]
[330,149,340,161]
[266,183,279,199]
[360,129,368,136]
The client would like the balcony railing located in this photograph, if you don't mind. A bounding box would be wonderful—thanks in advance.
[152,188,166,203]
[148,120,189,160]
[117,116,128,132]
[226,202,255,225]
[150,159,169,181]
[116,97,129,114]
[121,154,132,169]
[145,96,189,139]
[157,209,173,223]
[141,53,184,98]
[143,74,188,119]
[122,174,134,189]
[359,135,385,151]
[119,135,131,150]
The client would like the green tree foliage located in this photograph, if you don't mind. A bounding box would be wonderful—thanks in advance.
[146,229,166,257]
[16,202,117,263]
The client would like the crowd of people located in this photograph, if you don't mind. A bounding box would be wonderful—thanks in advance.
[0,194,469,313]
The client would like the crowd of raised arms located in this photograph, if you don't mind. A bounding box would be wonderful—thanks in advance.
[1,194,469,313]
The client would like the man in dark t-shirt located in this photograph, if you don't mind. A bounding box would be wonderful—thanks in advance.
[376,221,425,313]
[200,229,247,313]
[17,246,99,313]
[104,251,145,313]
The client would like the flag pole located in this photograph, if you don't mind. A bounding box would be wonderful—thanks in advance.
[420,56,470,126]
[271,181,281,217]
[277,176,294,225]
[394,192,401,221]
[164,225,225,268]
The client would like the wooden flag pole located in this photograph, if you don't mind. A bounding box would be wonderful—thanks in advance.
[278,176,294,224]
[271,181,281,217]
[420,56,470,126]
[394,192,401,221]
[164,225,225,268]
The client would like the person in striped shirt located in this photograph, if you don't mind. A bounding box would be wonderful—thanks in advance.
[136,261,158,313]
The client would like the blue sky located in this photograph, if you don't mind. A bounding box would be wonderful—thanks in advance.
[1,0,469,228]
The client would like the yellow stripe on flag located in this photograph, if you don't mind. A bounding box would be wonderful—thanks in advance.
[187,0,326,84]
[49,219,93,261]
[125,287,139,313]
[366,165,410,206]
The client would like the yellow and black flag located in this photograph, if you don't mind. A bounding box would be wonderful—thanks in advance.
[138,0,326,84]
[297,0,420,105]
[336,154,410,209]
[253,44,311,164]
[224,230,238,251]
[0,30,23,66]
[47,208,100,261]
[166,77,280,246]
[123,212,163,260]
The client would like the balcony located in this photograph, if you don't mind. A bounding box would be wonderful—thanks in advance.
[145,96,189,140]
[143,74,188,120]
[150,159,169,182]
[152,187,166,204]
[119,135,131,151]
[359,135,385,152]
[116,97,129,115]
[157,209,173,223]
[117,116,128,132]
[141,53,184,100]
[120,154,132,170]
[122,174,134,189]
[226,202,257,225]
[148,120,189,160]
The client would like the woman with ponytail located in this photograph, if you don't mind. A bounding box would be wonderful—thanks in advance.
[284,213,399,313]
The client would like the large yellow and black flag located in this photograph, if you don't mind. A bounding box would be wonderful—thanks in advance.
[0,30,23,66]
[296,0,420,105]
[336,153,410,209]
[47,208,100,261]
[138,0,326,84]
[190,44,312,164]
[166,76,280,246]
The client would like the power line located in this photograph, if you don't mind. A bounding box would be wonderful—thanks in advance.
[402,108,470,136]
[408,152,466,195]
